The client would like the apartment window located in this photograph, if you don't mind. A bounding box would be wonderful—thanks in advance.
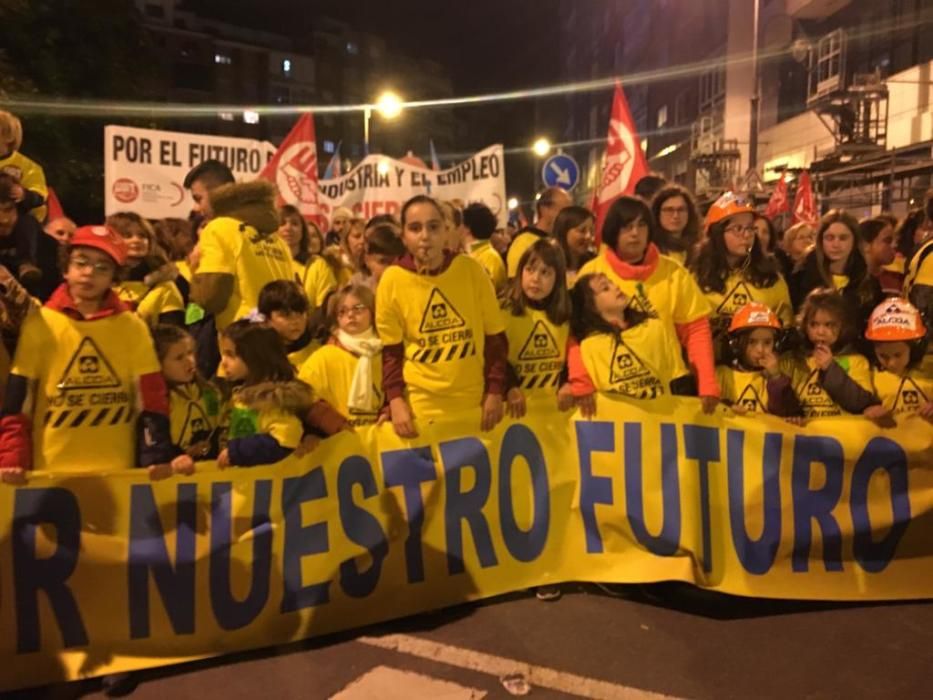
[674,90,691,126]
[214,53,233,65]
[243,110,260,125]
[699,67,725,112]
[282,58,292,76]
[323,140,336,154]
[809,29,845,100]
[218,112,235,122]
[346,41,359,55]
[657,105,668,128]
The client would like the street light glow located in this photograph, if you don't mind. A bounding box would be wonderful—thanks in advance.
[532,138,551,157]
[375,90,404,119]
[377,160,391,175]
[507,197,519,210]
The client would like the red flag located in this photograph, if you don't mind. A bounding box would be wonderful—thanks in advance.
[259,113,322,225]
[46,186,66,222]
[792,170,818,226]
[764,171,790,220]
[593,82,649,244]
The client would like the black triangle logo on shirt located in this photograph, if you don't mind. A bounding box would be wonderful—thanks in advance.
[57,337,121,391]
[892,376,929,412]
[179,400,212,447]
[735,383,765,412]
[518,320,561,361]
[608,336,661,391]
[418,287,466,333]
[628,288,659,318]
[717,280,755,316]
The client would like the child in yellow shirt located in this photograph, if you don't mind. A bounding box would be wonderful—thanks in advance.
[217,320,312,468]
[502,239,573,417]
[716,302,801,417]
[568,273,690,410]
[865,297,932,420]
[300,284,383,427]
[789,288,882,419]
[152,324,223,472]
[258,279,319,369]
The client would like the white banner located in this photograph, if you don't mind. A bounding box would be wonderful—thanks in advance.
[103,125,276,218]
[316,145,507,228]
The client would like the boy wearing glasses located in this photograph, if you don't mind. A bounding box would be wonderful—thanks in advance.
[0,225,177,481]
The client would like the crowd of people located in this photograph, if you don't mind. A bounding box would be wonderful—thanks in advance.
[0,107,932,487]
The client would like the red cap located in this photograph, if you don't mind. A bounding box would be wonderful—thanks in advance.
[70,225,128,267]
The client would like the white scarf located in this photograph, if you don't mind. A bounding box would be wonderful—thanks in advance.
[336,328,384,413]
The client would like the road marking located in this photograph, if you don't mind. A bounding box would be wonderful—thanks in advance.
[358,633,680,700]
[332,665,486,699]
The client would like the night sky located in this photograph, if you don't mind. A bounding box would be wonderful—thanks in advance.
[188,0,565,197]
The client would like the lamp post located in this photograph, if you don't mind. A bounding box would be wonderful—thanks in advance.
[364,90,403,155]
[749,0,761,171]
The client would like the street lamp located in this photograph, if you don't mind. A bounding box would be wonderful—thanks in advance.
[364,90,404,155]
[507,197,519,210]
[532,138,551,157]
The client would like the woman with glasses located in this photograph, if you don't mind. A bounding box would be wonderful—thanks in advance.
[650,184,702,266]
[690,193,792,361]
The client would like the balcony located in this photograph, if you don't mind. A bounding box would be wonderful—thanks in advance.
[786,0,851,20]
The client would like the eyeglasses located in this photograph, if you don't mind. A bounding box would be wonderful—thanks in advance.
[724,224,757,236]
[660,206,688,216]
[337,303,369,318]
[70,256,115,275]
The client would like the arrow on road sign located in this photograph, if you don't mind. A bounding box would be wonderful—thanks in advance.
[549,162,571,186]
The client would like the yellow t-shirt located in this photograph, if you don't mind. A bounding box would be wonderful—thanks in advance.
[169,382,222,453]
[12,308,160,471]
[507,230,547,278]
[791,353,873,418]
[114,280,185,327]
[832,274,850,291]
[295,257,338,309]
[0,150,48,222]
[577,253,710,379]
[196,217,294,329]
[470,241,507,294]
[176,260,193,282]
[665,249,688,266]
[580,320,686,399]
[299,343,384,426]
[702,271,793,329]
[577,252,710,325]
[904,238,933,296]
[227,393,303,451]
[287,339,319,370]
[504,307,569,404]
[872,369,933,417]
[376,255,505,413]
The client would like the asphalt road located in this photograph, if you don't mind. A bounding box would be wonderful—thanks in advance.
[8,584,933,699]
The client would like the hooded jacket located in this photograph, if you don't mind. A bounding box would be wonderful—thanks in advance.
[226,379,313,466]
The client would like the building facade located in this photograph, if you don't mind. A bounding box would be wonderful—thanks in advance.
[560,0,932,216]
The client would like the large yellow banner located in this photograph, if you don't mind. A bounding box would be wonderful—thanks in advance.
[1,397,931,691]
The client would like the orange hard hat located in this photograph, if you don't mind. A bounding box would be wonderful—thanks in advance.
[865,297,926,342]
[728,302,781,333]
[705,191,756,229]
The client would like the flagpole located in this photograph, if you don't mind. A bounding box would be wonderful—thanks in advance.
[363,106,372,156]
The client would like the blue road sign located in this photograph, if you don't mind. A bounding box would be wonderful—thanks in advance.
[542,153,580,191]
